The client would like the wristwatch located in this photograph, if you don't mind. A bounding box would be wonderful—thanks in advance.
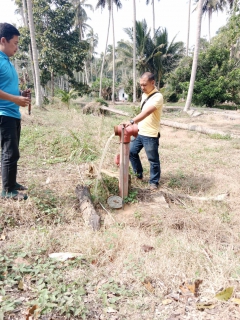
[130,119,134,125]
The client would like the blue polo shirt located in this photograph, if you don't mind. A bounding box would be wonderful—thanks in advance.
[0,51,21,119]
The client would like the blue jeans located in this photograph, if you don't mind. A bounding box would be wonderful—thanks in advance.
[0,116,21,192]
[129,134,160,185]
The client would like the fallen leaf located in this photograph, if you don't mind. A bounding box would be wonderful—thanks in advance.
[141,244,155,252]
[180,279,203,297]
[26,305,39,320]
[179,283,190,294]
[0,234,6,241]
[2,271,7,278]
[104,307,117,313]
[215,287,234,301]
[232,298,240,305]
[18,279,24,291]
[144,281,154,293]
[162,299,173,305]
[196,302,216,310]
[186,283,195,294]
[194,279,203,297]
[48,252,82,261]
[88,164,96,176]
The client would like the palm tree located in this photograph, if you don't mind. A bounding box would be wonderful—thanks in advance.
[71,0,94,85]
[72,0,93,40]
[184,0,204,112]
[86,29,99,82]
[14,0,37,93]
[151,28,184,89]
[146,0,161,37]
[26,0,42,107]
[58,89,78,109]
[96,0,122,99]
[111,0,115,103]
[186,0,192,55]
[133,0,136,102]
[119,19,152,87]
[194,0,234,41]
[119,21,184,89]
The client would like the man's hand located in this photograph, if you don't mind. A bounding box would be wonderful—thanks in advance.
[21,88,31,98]
[120,121,131,127]
[17,89,31,107]
[14,95,31,107]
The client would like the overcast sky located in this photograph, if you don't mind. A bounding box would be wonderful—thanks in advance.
[1,0,229,54]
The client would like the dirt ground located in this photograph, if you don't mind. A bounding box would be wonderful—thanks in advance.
[99,108,240,319]
[1,105,240,319]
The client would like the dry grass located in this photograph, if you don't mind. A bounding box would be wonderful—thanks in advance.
[0,102,240,319]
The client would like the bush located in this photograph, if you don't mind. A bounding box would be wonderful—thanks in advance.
[95,98,108,107]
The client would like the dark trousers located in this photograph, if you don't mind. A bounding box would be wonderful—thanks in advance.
[0,116,21,192]
[129,134,161,185]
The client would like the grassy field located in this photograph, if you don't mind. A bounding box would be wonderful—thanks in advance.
[0,99,240,319]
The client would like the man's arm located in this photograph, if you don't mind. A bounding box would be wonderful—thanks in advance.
[122,105,156,127]
[0,89,31,107]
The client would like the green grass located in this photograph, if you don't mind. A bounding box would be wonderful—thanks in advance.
[209,133,232,140]
[0,252,88,318]
[1,98,240,319]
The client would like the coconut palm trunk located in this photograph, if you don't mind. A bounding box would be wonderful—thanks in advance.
[186,0,191,56]
[132,0,136,102]
[208,9,212,41]
[26,0,42,107]
[152,0,155,36]
[99,8,111,98]
[111,0,115,104]
[22,0,36,95]
[184,0,204,112]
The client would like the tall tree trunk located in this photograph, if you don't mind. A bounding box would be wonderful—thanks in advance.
[111,0,115,104]
[26,0,42,107]
[133,0,136,103]
[22,0,37,94]
[186,0,191,56]
[51,71,54,103]
[157,72,161,90]
[21,0,28,26]
[90,61,93,83]
[208,10,211,42]
[99,8,111,98]
[84,64,89,85]
[152,0,155,37]
[184,0,204,112]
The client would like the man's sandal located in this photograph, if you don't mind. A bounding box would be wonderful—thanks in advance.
[1,190,28,201]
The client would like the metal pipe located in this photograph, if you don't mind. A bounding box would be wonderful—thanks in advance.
[120,126,125,208]
[114,124,138,201]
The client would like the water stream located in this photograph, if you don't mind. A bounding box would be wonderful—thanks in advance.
[94,133,115,197]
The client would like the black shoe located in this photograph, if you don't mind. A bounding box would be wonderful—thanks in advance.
[14,183,28,191]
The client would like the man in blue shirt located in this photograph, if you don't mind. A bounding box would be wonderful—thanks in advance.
[0,23,31,200]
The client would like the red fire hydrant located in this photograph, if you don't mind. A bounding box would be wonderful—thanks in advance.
[114,124,138,198]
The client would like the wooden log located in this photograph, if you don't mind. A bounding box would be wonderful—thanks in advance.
[99,105,129,116]
[161,119,240,139]
[161,189,229,204]
[75,185,100,231]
